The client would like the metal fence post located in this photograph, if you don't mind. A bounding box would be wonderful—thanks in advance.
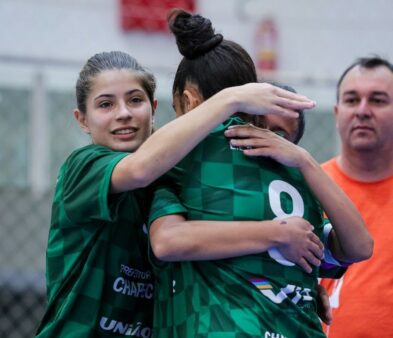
[29,71,50,197]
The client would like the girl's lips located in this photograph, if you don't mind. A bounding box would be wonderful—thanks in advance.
[112,127,138,135]
[112,127,138,140]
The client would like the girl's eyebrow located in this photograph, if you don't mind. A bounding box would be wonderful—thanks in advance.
[93,89,144,101]
[94,93,114,101]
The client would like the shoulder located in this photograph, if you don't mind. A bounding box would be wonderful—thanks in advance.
[321,157,336,168]
[64,144,128,173]
[58,144,130,195]
[321,157,339,175]
[67,144,119,163]
[55,145,132,223]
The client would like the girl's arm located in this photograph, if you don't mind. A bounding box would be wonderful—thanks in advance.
[225,125,373,263]
[150,214,323,273]
[111,83,315,193]
[296,154,372,263]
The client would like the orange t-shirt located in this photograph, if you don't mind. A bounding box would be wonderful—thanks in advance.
[320,158,393,338]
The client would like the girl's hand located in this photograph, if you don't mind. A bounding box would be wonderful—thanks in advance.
[225,124,309,168]
[233,83,315,118]
[275,216,324,273]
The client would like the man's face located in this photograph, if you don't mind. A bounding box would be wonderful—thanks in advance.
[335,65,393,153]
[255,115,299,143]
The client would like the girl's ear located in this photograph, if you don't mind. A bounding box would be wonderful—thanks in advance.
[182,85,203,112]
[151,98,158,119]
[74,109,90,134]
[151,99,157,132]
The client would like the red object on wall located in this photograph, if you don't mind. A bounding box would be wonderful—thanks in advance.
[120,0,196,32]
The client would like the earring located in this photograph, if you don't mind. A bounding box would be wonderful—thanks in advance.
[151,118,155,133]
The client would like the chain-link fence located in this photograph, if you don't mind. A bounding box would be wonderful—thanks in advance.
[0,61,339,337]
[0,78,82,337]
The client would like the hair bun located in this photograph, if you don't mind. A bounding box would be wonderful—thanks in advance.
[168,9,223,59]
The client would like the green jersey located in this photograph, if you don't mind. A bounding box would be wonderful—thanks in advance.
[37,145,153,338]
[149,118,326,338]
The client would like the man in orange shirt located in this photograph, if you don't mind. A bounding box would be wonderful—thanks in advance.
[320,56,393,337]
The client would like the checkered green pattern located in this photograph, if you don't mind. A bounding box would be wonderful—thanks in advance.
[149,118,326,338]
[37,145,153,337]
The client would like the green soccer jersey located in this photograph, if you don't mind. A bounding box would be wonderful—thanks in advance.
[149,117,326,338]
[36,145,153,338]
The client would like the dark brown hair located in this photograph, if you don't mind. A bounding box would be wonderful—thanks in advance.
[76,51,156,114]
[168,9,257,101]
[336,56,393,102]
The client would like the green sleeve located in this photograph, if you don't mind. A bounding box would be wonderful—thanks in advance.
[148,184,187,225]
[148,178,187,269]
[62,145,129,224]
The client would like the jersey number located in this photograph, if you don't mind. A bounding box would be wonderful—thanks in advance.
[267,180,304,266]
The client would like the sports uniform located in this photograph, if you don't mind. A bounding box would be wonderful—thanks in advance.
[36,145,153,338]
[149,117,328,338]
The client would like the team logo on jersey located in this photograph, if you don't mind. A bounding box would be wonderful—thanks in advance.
[249,278,312,305]
[249,278,273,290]
[100,317,152,337]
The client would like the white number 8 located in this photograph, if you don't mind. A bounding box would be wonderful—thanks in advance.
[267,180,304,266]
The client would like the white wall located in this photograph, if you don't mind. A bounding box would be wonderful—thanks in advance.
[200,0,393,107]
[0,0,178,67]
[217,0,393,73]
[1,0,392,104]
